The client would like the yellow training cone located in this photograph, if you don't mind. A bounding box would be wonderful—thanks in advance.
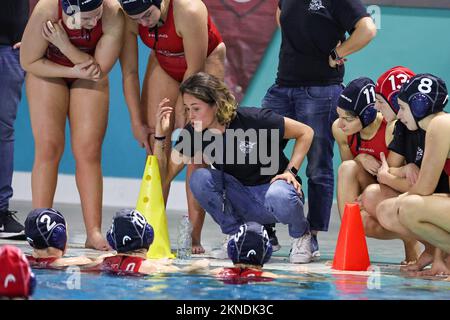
[136,155,175,259]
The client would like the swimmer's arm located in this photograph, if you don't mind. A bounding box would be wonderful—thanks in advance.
[283,117,314,172]
[173,0,209,129]
[181,259,211,274]
[261,271,278,278]
[119,17,143,127]
[332,120,353,161]
[139,261,180,274]
[79,253,115,271]
[138,261,158,274]
[92,4,125,78]
[20,1,76,78]
[56,25,95,65]
[56,4,125,69]
[377,152,411,192]
[163,150,188,189]
[276,7,281,27]
[210,268,224,275]
[408,117,450,196]
[154,101,187,186]
[51,256,95,268]
[177,0,208,78]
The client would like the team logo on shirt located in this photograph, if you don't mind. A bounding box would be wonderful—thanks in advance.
[239,141,257,154]
[309,0,325,11]
[415,147,424,162]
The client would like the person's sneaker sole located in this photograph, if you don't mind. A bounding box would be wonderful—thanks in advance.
[271,244,281,252]
[0,231,26,240]
[289,255,313,264]
[311,251,320,261]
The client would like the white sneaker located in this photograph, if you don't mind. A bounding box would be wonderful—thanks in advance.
[211,235,231,259]
[289,233,313,264]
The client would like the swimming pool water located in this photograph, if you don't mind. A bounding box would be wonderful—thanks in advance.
[31,266,450,300]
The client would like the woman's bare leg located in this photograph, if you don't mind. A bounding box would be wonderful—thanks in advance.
[417,248,449,277]
[360,183,420,263]
[398,194,450,254]
[69,78,110,251]
[141,53,179,200]
[26,74,69,208]
[376,197,423,264]
[337,160,376,218]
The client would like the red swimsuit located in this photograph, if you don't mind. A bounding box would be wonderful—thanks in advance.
[217,267,274,285]
[101,255,145,275]
[347,120,389,161]
[26,256,59,269]
[444,159,450,177]
[138,0,222,82]
[46,0,103,83]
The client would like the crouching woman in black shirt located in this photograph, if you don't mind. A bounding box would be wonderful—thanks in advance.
[154,72,314,264]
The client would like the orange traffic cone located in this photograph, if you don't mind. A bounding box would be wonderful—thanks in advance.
[332,203,371,271]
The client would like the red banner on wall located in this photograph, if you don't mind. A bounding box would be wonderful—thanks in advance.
[204,0,279,102]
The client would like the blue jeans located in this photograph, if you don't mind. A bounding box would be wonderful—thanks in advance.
[189,168,309,238]
[0,46,25,211]
[262,84,342,232]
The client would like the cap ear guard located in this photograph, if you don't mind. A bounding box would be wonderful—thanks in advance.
[260,226,273,265]
[390,92,400,113]
[227,238,239,264]
[28,273,37,297]
[409,93,433,119]
[106,226,117,251]
[48,225,68,251]
[359,105,378,128]
[142,224,154,250]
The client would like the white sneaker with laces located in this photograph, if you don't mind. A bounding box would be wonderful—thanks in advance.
[289,233,312,264]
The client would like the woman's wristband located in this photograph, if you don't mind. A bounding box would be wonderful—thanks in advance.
[154,135,166,141]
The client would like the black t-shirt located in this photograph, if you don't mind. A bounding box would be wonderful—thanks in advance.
[388,121,450,193]
[276,0,369,87]
[0,0,29,46]
[174,107,290,186]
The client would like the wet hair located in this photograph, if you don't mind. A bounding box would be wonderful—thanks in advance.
[179,72,238,126]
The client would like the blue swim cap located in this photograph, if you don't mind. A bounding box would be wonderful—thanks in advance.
[62,0,103,15]
[25,208,67,251]
[119,0,161,15]
[398,73,448,122]
[339,77,378,128]
[106,209,154,253]
[227,222,273,267]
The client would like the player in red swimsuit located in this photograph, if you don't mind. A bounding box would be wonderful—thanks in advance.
[99,208,179,275]
[118,0,226,255]
[354,67,422,265]
[332,78,394,218]
[20,0,124,250]
[360,67,416,216]
[210,222,276,284]
[24,208,95,269]
[376,74,450,276]
[332,77,422,263]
